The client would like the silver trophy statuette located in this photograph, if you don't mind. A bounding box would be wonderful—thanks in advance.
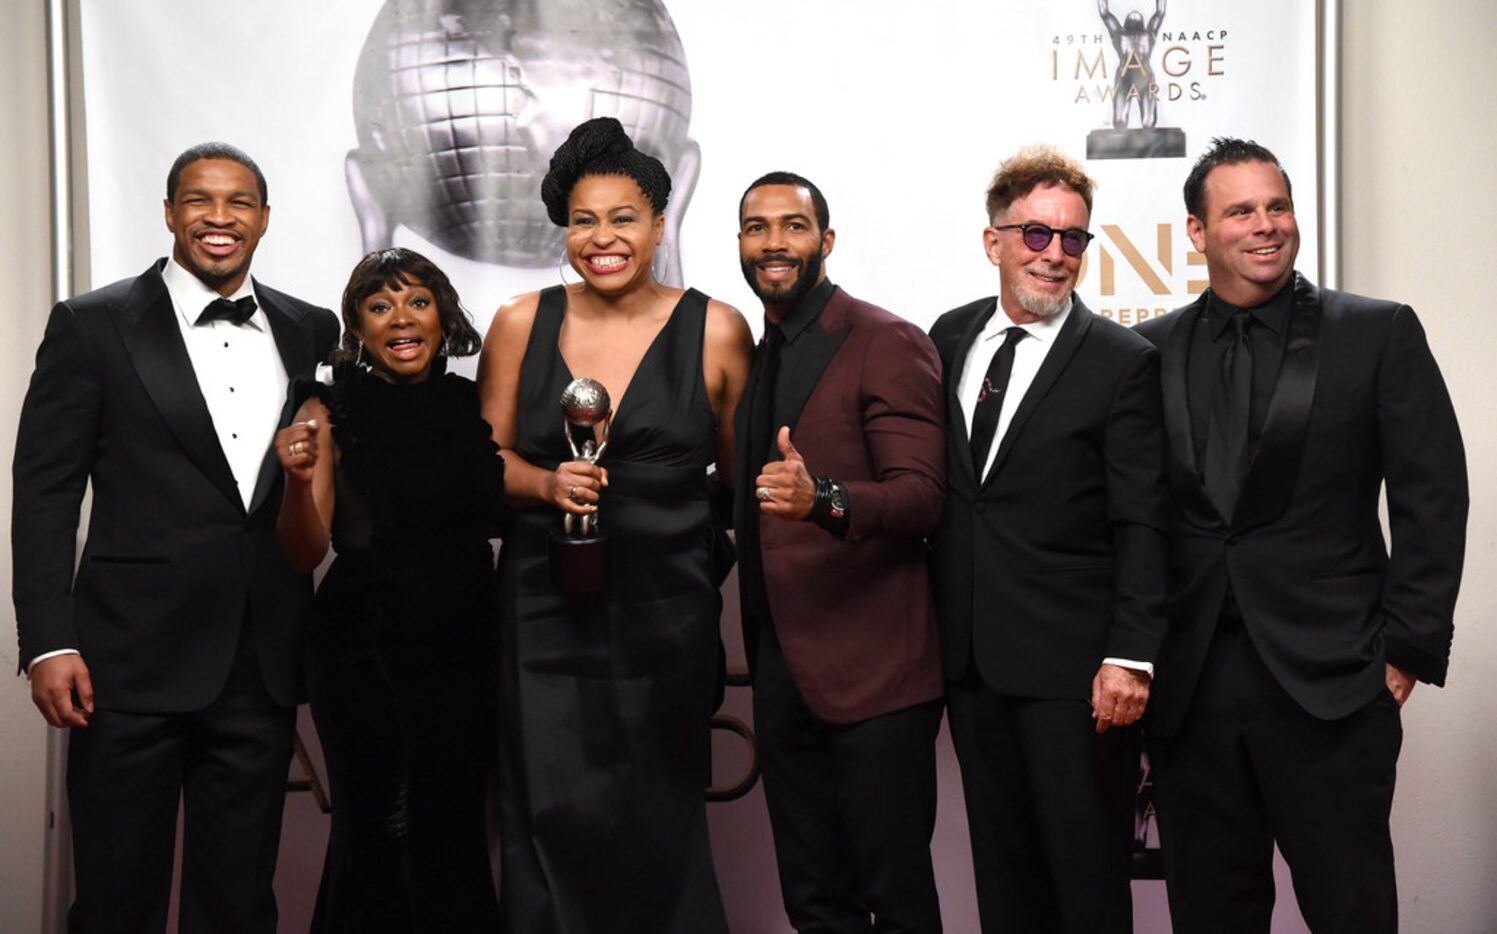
[549,377,614,596]
[560,378,613,536]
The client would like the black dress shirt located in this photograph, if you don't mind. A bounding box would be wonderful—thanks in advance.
[1187,278,1294,468]
[739,277,837,631]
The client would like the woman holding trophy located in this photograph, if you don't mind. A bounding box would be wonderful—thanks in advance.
[275,248,505,931]
[478,117,752,932]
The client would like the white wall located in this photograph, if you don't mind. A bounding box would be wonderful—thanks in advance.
[0,0,57,928]
[1342,4,1497,931]
[2,2,1494,931]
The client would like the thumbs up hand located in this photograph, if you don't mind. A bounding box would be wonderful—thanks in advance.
[754,426,816,521]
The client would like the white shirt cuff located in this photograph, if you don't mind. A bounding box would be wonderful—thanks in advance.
[24,648,80,679]
[1102,656,1154,679]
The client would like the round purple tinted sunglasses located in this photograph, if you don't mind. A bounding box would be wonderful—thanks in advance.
[992,223,1095,257]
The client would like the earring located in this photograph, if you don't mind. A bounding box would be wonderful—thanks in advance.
[355,340,366,367]
[557,249,579,287]
[442,332,454,356]
[652,242,671,284]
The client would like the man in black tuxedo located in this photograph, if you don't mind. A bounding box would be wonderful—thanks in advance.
[13,142,339,932]
[929,146,1169,933]
[1134,138,1467,933]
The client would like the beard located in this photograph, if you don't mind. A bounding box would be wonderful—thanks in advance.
[1011,260,1073,318]
[740,247,825,308]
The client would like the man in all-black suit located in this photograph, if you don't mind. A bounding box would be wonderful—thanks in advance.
[929,146,1169,933]
[734,172,947,933]
[13,142,339,932]
[1134,138,1467,933]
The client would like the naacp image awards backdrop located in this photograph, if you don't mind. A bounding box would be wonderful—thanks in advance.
[66,1,1324,930]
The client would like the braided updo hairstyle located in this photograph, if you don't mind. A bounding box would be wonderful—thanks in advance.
[540,117,672,227]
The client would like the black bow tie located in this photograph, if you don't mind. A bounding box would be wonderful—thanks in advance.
[197,295,257,326]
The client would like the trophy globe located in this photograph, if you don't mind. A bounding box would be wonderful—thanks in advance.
[347,0,699,284]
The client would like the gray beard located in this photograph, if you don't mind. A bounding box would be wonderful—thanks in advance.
[1014,283,1069,318]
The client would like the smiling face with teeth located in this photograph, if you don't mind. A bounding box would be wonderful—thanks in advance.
[737,183,835,319]
[163,159,270,297]
[565,173,665,295]
[1188,159,1300,308]
[984,181,1089,325]
[353,278,444,383]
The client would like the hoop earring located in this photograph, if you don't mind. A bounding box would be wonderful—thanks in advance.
[557,250,580,287]
[652,242,669,283]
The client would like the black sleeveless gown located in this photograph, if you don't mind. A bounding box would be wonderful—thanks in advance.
[301,365,505,933]
[497,286,728,933]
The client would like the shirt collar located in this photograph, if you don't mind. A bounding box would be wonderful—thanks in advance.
[1205,276,1292,338]
[980,295,1072,345]
[768,277,836,344]
[163,256,262,330]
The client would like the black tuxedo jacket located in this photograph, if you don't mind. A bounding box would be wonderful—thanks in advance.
[12,259,340,712]
[928,295,1169,700]
[1134,274,1467,736]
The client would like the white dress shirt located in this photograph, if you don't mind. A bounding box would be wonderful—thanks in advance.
[956,299,1073,480]
[955,297,1152,678]
[163,256,288,511]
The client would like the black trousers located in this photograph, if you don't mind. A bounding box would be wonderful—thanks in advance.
[66,630,296,934]
[946,668,1137,934]
[1149,621,1402,934]
[753,620,944,934]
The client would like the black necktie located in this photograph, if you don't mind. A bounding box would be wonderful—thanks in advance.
[749,324,786,475]
[968,326,1027,478]
[197,295,257,326]
[1203,311,1252,521]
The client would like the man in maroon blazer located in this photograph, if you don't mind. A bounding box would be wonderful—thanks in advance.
[733,172,947,933]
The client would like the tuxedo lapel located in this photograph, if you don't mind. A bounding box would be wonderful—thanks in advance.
[115,264,243,511]
[1233,273,1321,531]
[943,300,996,492]
[983,298,1091,486]
[247,284,317,516]
[1160,295,1219,521]
[774,290,849,441]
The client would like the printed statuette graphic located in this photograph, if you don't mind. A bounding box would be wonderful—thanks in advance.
[1087,0,1186,160]
[347,0,699,284]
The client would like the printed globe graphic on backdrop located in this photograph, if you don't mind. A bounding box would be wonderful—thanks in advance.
[347,0,695,268]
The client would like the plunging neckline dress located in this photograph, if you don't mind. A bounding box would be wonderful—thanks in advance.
[496,285,729,933]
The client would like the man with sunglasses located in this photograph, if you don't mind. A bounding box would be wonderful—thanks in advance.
[1134,138,1466,932]
[929,145,1169,932]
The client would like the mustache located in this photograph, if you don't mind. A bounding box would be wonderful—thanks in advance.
[1024,259,1069,276]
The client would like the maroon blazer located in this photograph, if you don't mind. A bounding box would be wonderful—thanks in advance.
[734,286,946,724]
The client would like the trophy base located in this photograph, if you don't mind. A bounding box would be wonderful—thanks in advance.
[1086,127,1187,160]
[548,529,612,596]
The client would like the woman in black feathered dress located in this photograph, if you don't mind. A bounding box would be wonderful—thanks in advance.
[276,248,505,932]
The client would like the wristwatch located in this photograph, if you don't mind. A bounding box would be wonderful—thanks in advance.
[811,475,850,536]
[824,479,847,521]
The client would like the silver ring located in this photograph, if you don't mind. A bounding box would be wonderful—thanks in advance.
[756,486,771,502]
[291,441,304,455]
